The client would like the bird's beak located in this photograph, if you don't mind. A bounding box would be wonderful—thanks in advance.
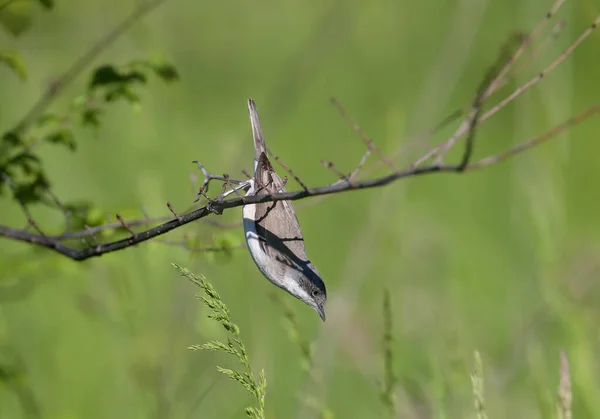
[316,305,326,322]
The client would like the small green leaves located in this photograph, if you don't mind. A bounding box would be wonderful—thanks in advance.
[80,107,102,128]
[89,65,147,89]
[0,51,27,80]
[37,0,54,10]
[57,201,105,234]
[0,1,33,37]
[82,60,178,118]
[45,128,76,151]
[145,59,179,82]
[11,172,50,205]
[6,151,40,174]
[35,114,77,151]
[1,131,22,146]
[88,60,178,104]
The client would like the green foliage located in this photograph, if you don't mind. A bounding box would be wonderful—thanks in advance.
[0,0,33,37]
[88,60,179,105]
[1,0,600,418]
[1,53,178,237]
[0,352,41,418]
[174,264,267,419]
[0,0,178,218]
[0,0,54,37]
[36,0,53,10]
[0,51,27,80]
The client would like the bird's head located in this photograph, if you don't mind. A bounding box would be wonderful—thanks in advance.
[285,264,327,321]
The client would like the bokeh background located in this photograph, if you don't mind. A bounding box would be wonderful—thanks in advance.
[1,0,600,417]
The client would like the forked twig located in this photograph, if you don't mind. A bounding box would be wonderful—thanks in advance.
[2,0,599,261]
[468,103,600,169]
[432,8,599,165]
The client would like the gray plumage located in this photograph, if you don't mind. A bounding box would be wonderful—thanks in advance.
[242,99,327,321]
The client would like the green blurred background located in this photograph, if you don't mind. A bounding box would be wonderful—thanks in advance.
[1,0,600,417]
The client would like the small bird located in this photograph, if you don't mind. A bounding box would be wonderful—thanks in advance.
[242,99,327,321]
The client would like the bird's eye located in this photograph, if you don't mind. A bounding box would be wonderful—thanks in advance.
[312,290,319,297]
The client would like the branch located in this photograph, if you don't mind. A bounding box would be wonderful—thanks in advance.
[9,0,168,136]
[2,98,598,261]
[1,2,599,261]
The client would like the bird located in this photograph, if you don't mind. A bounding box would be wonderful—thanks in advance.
[242,98,327,321]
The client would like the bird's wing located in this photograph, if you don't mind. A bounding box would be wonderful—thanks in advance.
[252,152,309,269]
[246,98,310,271]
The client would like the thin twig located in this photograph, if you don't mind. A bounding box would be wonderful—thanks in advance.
[3,98,597,261]
[432,12,599,165]
[116,213,136,240]
[2,3,599,261]
[331,97,397,173]
[268,149,309,191]
[485,0,567,98]
[11,0,168,135]
[468,103,600,169]
[167,202,183,223]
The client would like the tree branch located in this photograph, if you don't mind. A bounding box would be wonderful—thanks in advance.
[10,0,168,136]
[1,98,598,261]
[1,0,599,261]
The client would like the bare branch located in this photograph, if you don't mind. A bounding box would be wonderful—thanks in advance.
[167,202,183,223]
[485,0,567,98]
[116,213,137,240]
[468,103,600,170]
[3,96,598,261]
[433,11,599,164]
[267,150,309,191]
[331,97,397,173]
[1,2,599,262]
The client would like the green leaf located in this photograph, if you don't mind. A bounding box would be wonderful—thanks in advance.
[1,131,22,147]
[0,51,27,80]
[45,129,76,151]
[81,107,102,128]
[84,205,106,227]
[54,201,98,232]
[104,85,140,104]
[148,60,179,82]
[36,113,64,127]
[7,151,40,175]
[13,173,50,205]
[89,65,146,90]
[0,1,33,37]
[37,0,54,9]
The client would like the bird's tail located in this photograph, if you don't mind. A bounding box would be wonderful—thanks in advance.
[248,99,267,174]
